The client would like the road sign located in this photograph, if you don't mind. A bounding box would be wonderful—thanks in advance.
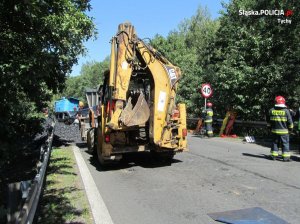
[201,83,213,98]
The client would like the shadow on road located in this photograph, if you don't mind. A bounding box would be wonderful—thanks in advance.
[76,142,87,149]
[87,151,182,172]
[190,134,214,139]
[242,153,270,160]
[241,137,300,155]
[291,155,300,161]
[52,135,74,147]
[243,153,300,162]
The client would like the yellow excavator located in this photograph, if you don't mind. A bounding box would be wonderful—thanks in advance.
[88,22,187,165]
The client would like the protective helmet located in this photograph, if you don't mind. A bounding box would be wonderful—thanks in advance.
[275,96,286,107]
[79,101,84,108]
[207,102,213,107]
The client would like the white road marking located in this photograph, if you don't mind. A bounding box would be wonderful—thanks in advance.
[73,146,114,224]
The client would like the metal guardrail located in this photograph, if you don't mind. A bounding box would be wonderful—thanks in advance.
[187,118,268,128]
[187,118,270,138]
[15,122,55,224]
[228,120,267,128]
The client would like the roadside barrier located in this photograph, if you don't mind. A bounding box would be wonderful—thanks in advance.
[187,118,271,138]
[187,118,268,128]
[13,122,55,224]
[187,118,268,133]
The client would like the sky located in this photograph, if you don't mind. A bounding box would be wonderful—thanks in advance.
[71,0,228,76]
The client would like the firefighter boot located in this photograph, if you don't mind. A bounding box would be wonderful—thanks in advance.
[282,152,291,162]
[270,150,278,161]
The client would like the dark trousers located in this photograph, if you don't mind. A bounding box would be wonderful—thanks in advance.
[205,122,213,137]
[272,134,289,153]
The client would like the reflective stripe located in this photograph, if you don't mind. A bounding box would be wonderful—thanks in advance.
[288,124,294,128]
[271,129,288,134]
[271,110,286,116]
[270,117,287,121]
[270,151,279,156]
[282,152,290,158]
[207,131,213,134]
[205,120,213,123]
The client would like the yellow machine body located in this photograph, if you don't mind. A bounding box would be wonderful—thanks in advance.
[95,22,187,164]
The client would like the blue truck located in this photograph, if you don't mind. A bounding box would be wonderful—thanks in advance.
[54,97,79,122]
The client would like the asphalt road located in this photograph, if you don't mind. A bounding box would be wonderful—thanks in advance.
[78,135,300,224]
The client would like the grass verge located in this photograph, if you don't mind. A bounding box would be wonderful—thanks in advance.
[37,147,93,224]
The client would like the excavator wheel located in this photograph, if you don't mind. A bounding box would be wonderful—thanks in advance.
[96,127,115,166]
[87,128,95,154]
[97,151,109,166]
[96,127,107,166]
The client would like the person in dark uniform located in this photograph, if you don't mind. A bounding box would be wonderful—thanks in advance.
[295,104,300,154]
[267,96,293,161]
[204,102,214,137]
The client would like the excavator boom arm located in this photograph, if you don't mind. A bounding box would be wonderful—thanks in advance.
[105,22,187,150]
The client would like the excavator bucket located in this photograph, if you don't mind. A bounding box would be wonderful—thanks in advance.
[120,93,150,126]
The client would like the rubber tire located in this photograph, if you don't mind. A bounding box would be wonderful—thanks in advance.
[87,128,95,153]
[96,127,111,166]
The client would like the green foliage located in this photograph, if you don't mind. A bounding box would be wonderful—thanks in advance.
[152,2,299,120]
[0,0,96,167]
[151,7,219,117]
[205,0,300,119]
[62,58,109,102]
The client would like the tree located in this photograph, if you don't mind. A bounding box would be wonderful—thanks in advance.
[205,0,300,119]
[151,7,219,117]
[62,58,109,102]
[0,0,96,167]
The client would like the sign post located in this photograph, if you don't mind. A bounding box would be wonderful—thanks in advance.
[200,83,213,110]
